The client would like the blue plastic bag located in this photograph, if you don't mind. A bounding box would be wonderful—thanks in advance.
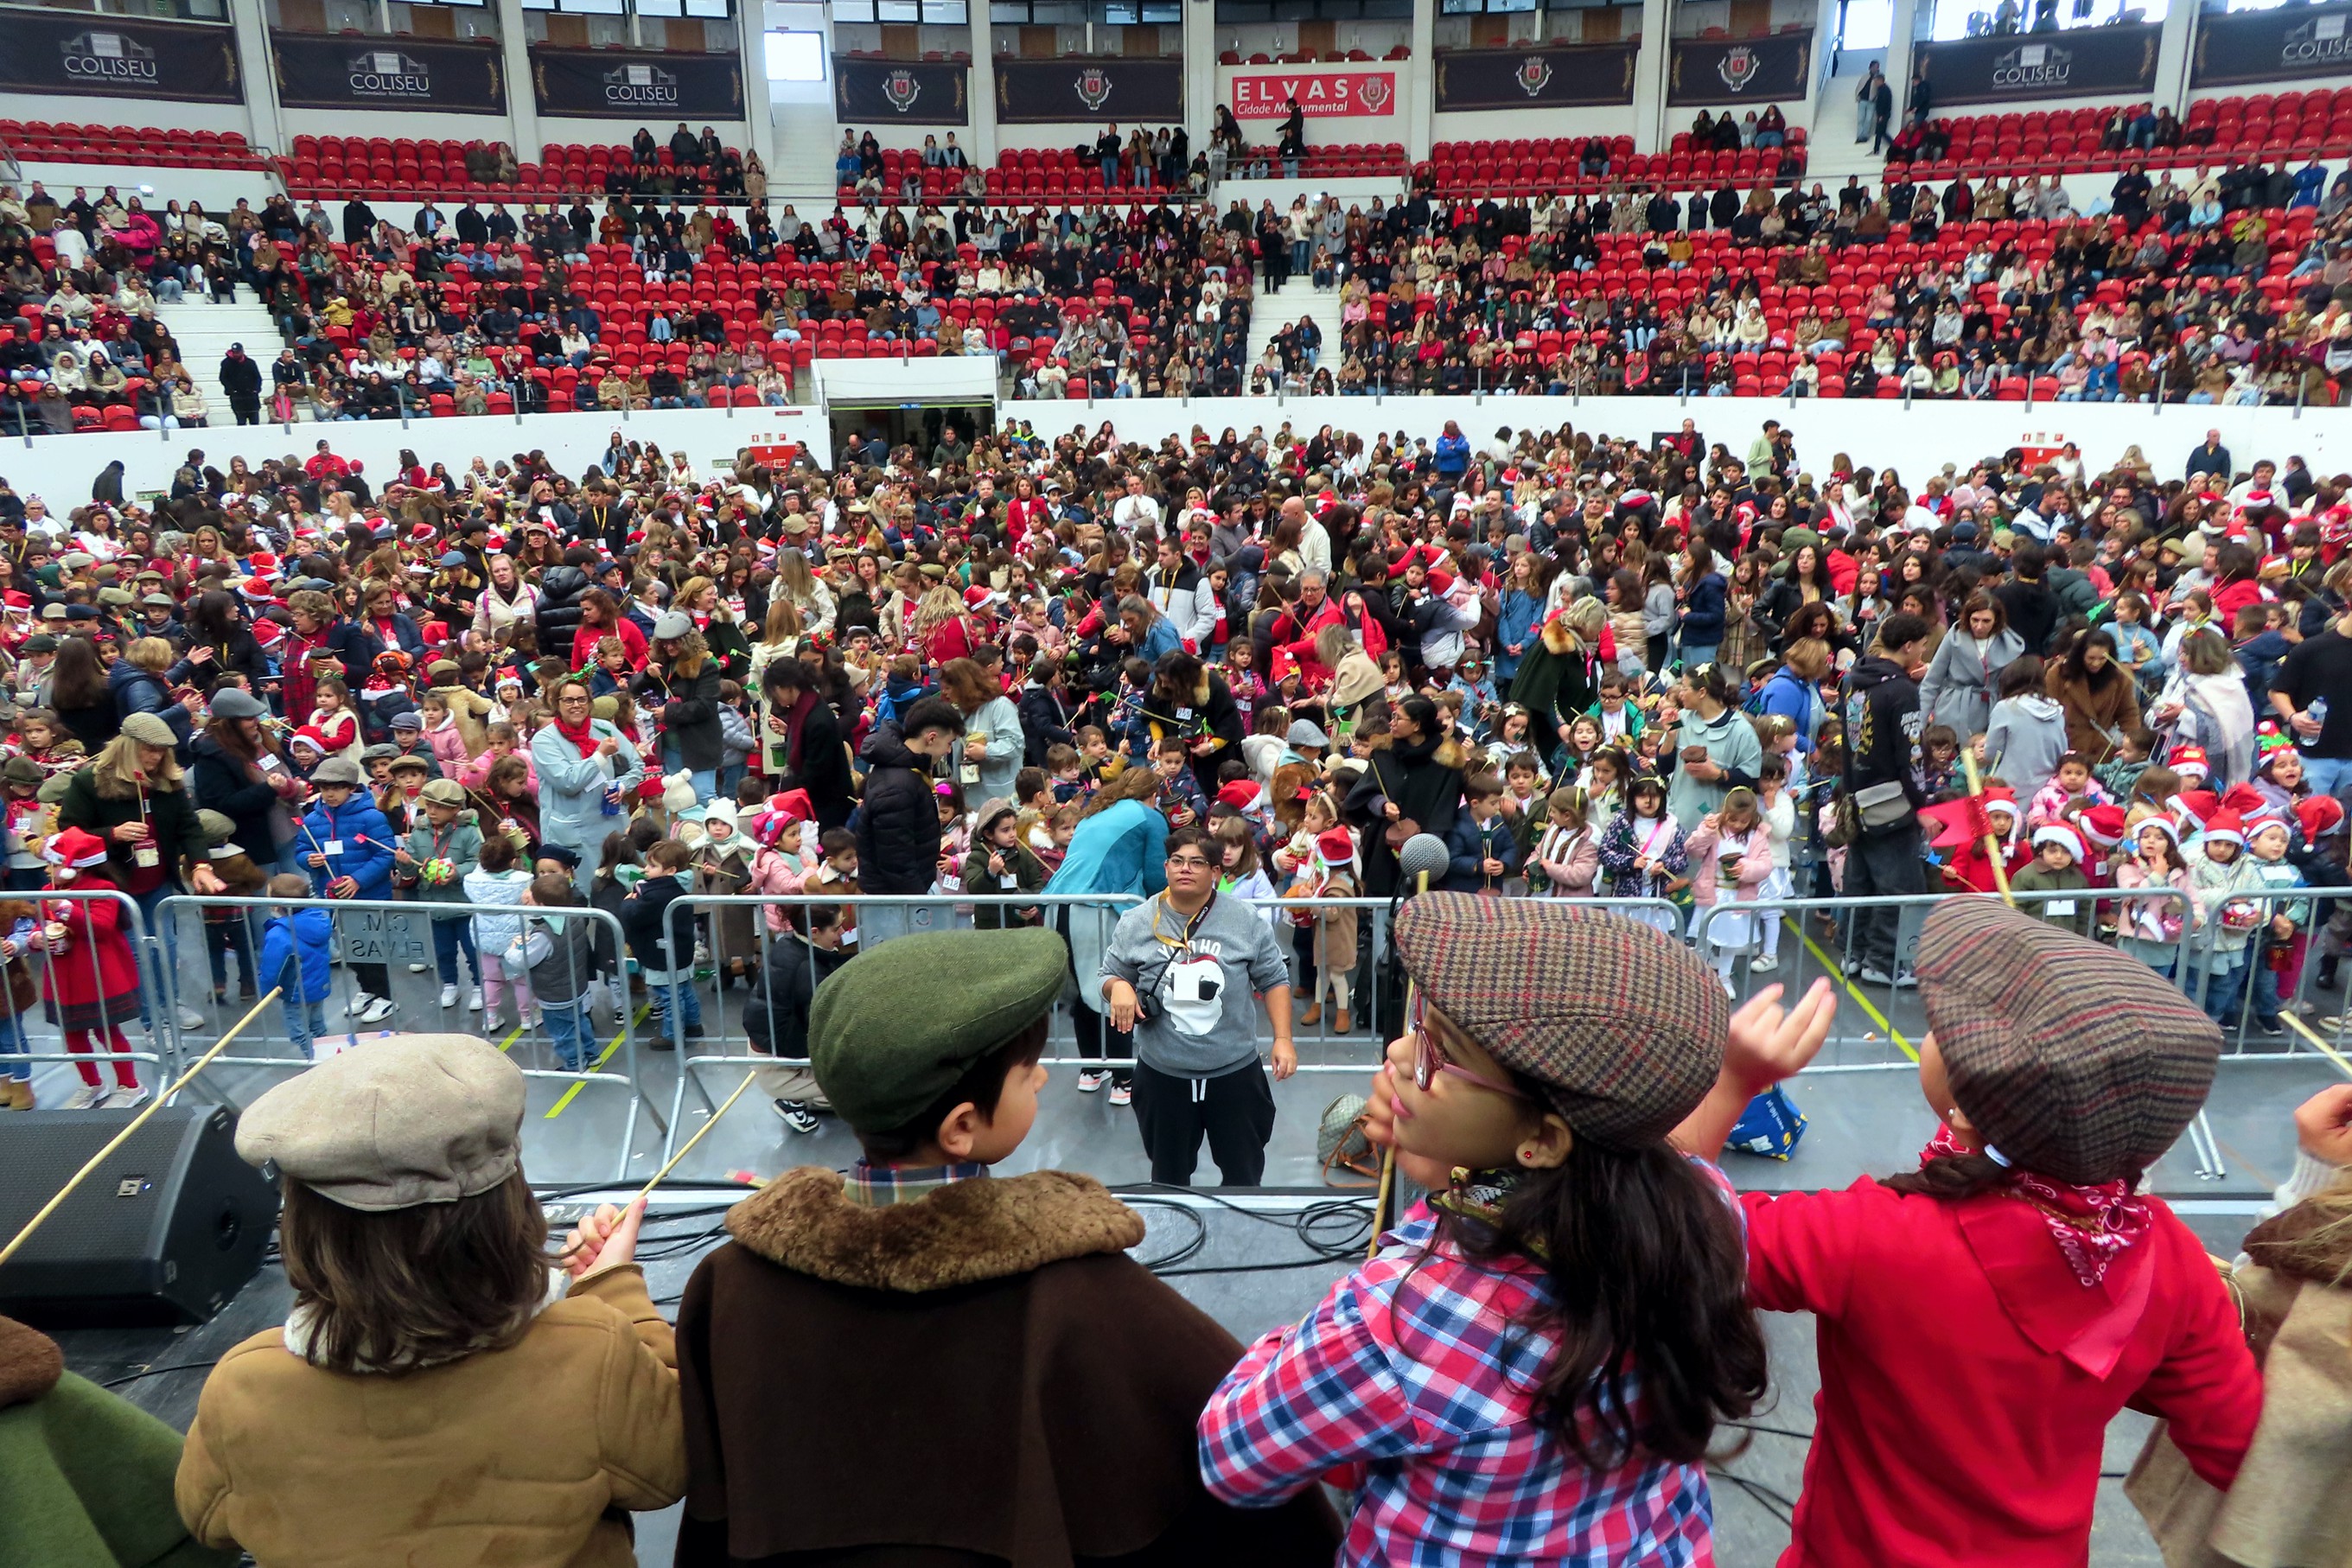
[1727,1085,1807,1160]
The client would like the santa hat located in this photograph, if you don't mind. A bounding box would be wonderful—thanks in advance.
[43,825,108,869]
[2133,815,2183,847]
[247,551,280,577]
[3,591,29,610]
[1314,826,1355,866]
[252,619,284,649]
[1217,780,1261,811]
[407,523,437,543]
[2169,745,2209,781]
[962,585,999,610]
[2202,809,2247,848]
[2079,804,2126,848]
[2295,794,2346,841]
[2173,788,2219,828]
[1982,787,2020,824]
[2031,823,2084,861]
[2248,814,2293,845]
[636,776,666,801]
[289,727,328,755]
[494,666,526,692]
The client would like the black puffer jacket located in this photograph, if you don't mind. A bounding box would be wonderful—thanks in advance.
[633,655,724,773]
[534,566,591,662]
[744,931,851,1058]
[188,731,283,858]
[855,723,941,895]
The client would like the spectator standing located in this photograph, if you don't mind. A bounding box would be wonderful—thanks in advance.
[1841,614,1934,986]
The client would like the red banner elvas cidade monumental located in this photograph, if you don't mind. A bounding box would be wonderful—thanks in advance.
[1228,70,1396,118]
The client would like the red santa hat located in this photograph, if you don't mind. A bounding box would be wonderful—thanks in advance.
[2248,813,2293,846]
[44,825,108,869]
[2133,814,2183,847]
[2079,804,2127,848]
[2030,823,2084,861]
[246,551,280,577]
[1216,780,1260,811]
[289,726,329,755]
[1314,826,1355,866]
[407,523,437,543]
[2170,745,2209,781]
[2202,809,2247,849]
[2295,794,2346,841]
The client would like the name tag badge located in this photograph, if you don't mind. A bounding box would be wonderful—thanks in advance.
[258,754,283,772]
[2048,900,2078,918]
[999,872,1017,889]
[132,845,160,869]
[323,839,345,857]
[840,928,859,946]
[959,764,980,785]
[1176,706,1194,720]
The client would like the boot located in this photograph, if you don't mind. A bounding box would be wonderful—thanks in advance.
[1297,1001,1323,1027]
[0,1079,31,1111]
[2320,954,2342,992]
[1332,1006,1352,1035]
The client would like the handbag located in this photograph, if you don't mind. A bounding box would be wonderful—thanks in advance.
[1316,1093,1381,1184]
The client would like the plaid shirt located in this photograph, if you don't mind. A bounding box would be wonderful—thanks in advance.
[1199,1181,1729,1568]
[844,1159,988,1208]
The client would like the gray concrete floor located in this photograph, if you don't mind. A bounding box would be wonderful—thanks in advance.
[33,900,2342,1565]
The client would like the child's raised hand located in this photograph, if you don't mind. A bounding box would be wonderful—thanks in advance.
[2292,1083,2352,1167]
[1724,978,1836,1094]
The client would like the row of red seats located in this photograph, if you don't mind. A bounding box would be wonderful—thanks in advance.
[0,120,261,170]
[283,135,737,201]
[1214,46,1412,62]
[1901,90,2352,180]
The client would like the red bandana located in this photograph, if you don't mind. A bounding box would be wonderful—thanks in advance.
[1922,1125,2151,1287]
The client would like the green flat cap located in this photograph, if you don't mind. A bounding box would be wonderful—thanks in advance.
[811,927,1068,1134]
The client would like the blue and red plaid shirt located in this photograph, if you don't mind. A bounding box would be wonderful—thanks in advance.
[1198,1184,1726,1568]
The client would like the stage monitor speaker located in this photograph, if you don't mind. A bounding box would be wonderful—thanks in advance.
[0,1105,277,1328]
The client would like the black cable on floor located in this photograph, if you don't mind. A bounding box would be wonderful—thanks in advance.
[102,1360,224,1390]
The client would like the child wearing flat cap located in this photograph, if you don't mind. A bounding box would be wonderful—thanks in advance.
[672,927,1337,1568]
[1686,898,2262,1568]
[176,1034,685,1566]
[1202,892,1804,1566]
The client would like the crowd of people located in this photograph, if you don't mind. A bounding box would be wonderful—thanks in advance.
[0,404,2341,1565]
[2,139,2347,424]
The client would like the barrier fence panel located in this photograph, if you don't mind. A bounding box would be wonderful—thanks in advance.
[655,890,1684,1169]
[1687,888,2201,1070]
[0,886,169,1107]
[155,895,650,1185]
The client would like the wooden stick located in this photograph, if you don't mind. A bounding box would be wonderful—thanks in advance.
[1959,747,2017,907]
[0,987,282,1270]
[2280,1009,2352,1079]
[635,1071,758,1204]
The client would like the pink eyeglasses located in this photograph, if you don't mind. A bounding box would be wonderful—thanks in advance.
[1408,992,1528,1100]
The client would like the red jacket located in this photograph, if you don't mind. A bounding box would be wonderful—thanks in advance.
[1742,1179,2259,1568]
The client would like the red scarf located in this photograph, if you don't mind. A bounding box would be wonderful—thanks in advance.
[1922,1125,2151,1287]
[553,713,601,760]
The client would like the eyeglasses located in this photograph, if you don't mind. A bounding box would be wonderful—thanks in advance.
[558,695,591,706]
[1164,855,1214,871]
[1410,993,1529,1100]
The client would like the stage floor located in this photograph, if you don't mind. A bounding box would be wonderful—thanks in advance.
[36,905,2325,1568]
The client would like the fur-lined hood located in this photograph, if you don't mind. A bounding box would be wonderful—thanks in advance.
[1540,614,1582,656]
[1361,729,1467,772]
[723,1166,1145,1293]
[0,1315,61,1411]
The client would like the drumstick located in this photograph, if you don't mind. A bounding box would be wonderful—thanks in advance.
[0,988,282,1270]
[1959,746,2017,907]
[633,1070,758,1204]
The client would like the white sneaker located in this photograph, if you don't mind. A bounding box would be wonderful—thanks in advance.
[1107,1080,1133,1107]
[357,995,396,1024]
[105,1083,150,1111]
[63,1083,106,1110]
[526,1007,543,1029]
[408,962,430,973]
[344,992,371,1017]
[1078,1070,1107,1093]
[1750,955,1779,974]
[466,985,483,1012]
[176,1006,207,1030]
[440,982,460,1008]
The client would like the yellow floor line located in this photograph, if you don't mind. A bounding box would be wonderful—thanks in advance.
[545,1005,653,1118]
[1787,917,1919,1062]
[2280,1010,2352,1080]
[495,1021,525,1054]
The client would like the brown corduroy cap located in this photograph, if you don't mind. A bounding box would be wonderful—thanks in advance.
[1394,892,1726,1147]
[1918,899,2220,1185]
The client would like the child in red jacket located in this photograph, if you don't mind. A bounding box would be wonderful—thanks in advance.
[38,825,149,1110]
[1681,898,2260,1568]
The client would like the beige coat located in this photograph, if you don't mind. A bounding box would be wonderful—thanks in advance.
[176,1265,684,1568]
[2128,1240,2352,1568]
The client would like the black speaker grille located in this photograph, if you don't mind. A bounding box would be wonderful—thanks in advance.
[0,1112,196,1261]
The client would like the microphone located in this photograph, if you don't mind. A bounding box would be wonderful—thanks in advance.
[1396,832,1450,896]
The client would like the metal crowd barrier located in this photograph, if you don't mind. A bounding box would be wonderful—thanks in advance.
[653,889,1684,1169]
[0,886,171,1104]
[154,895,652,1185]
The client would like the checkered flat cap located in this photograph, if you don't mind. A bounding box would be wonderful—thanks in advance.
[1919,899,2219,1186]
[1395,893,1726,1147]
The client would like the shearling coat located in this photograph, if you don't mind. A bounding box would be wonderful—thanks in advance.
[2127,1182,2352,1568]
[672,1167,1340,1567]
[176,1266,684,1568]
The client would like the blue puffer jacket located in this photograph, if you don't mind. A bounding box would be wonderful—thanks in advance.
[298,796,397,902]
[1494,588,1544,686]
[258,908,335,1004]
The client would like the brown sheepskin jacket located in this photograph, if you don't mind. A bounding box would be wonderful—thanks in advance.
[672,1167,1340,1567]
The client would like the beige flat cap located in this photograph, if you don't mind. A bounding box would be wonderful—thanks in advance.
[235,1034,526,1211]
